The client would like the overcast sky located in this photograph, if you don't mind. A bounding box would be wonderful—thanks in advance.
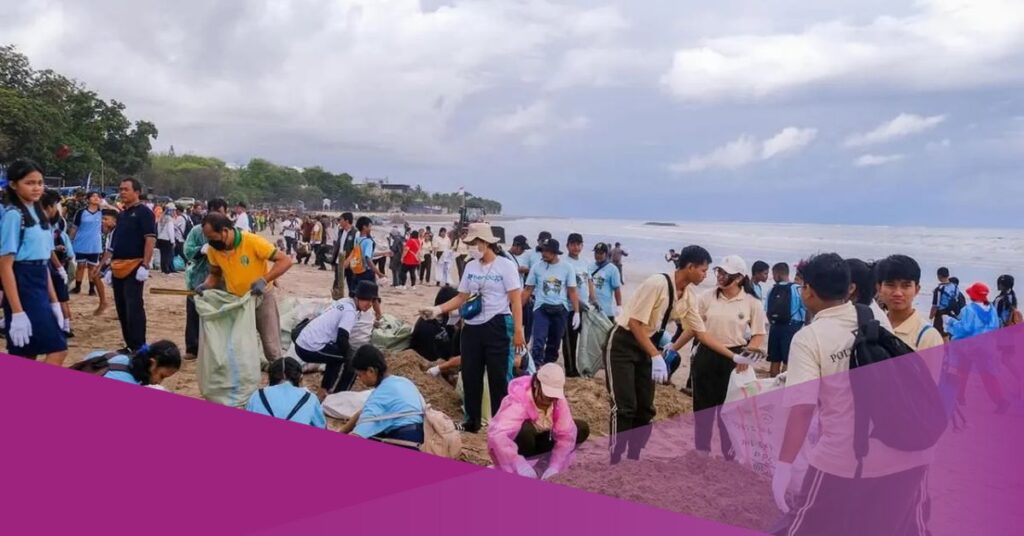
[6,0,1024,226]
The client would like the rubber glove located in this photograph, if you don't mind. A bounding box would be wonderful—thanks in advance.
[200,243,210,255]
[8,312,32,347]
[135,266,149,282]
[51,303,65,328]
[250,278,268,296]
[651,354,669,383]
[733,353,760,366]
[419,306,443,320]
[427,366,441,377]
[541,467,559,481]
[63,318,72,335]
[773,461,793,513]
[102,270,112,285]
[514,458,537,479]
[193,282,209,296]
[57,266,69,285]
[572,311,581,330]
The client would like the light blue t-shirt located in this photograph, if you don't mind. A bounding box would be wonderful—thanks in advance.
[94,353,137,385]
[0,205,54,261]
[72,207,104,255]
[565,255,592,306]
[246,383,327,428]
[766,282,806,324]
[512,252,534,284]
[353,376,424,438]
[526,258,577,311]
[590,261,622,316]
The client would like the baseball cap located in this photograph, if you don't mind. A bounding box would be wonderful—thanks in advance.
[593,242,609,253]
[567,233,583,245]
[714,255,749,278]
[536,364,566,399]
[541,239,563,255]
[538,231,552,242]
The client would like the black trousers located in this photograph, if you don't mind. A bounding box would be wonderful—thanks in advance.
[419,254,432,282]
[285,237,297,256]
[295,342,354,393]
[157,239,175,273]
[174,241,184,262]
[456,255,467,279]
[515,420,591,457]
[313,244,325,268]
[605,326,654,459]
[460,314,512,431]
[185,295,199,355]
[692,343,743,456]
[112,272,147,351]
[561,311,581,377]
[400,264,418,287]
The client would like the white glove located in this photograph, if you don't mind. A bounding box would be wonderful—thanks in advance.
[51,303,64,328]
[136,266,150,282]
[514,458,537,479]
[733,353,757,366]
[419,306,443,320]
[427,366,441,377]
[774,372,788,386]
[572,311,581,331]
[103,270,112,285]
[541,467,559,481]
[57,266,69,285]
[200,244,210,255]
[63,318,72,334]
[8,312,32,347]
[651,355,669,383]
[773,461,793,513]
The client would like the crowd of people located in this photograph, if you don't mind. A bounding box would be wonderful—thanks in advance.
[3,157,1023,528]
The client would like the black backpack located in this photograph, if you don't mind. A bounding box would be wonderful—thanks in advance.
[848,304,947,477]
[767,283,793,324]
[949,288,967,317]
[71,352,133,377]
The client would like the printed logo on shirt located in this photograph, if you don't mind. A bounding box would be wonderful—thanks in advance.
[467,273,504,283]
[594,275,606,290]
[241,255,251,267]
[829,346,853,364]
[541,277,564,296]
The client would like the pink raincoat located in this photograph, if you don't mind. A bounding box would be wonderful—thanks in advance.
[487,376,578,474]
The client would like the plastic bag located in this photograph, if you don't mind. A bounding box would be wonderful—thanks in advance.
[322,389,374,420]
[371,314,413,352]
[578,309,614,377]
[173,255,186,272]
[195,290,263,407]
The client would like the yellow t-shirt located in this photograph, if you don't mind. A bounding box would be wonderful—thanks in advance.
[615,273,706,337]
[207,231,277,297]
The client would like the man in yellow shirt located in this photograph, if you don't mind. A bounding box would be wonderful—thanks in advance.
[605,245,758,463]
[198,212,294,361]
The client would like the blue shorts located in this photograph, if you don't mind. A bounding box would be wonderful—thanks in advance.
[49,265,70,303]
[75,253,101,265]
[768,322,802,364]
[3,262,67,357]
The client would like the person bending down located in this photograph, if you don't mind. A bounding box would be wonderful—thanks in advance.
[83,339,182,388]
[341,345,426,448]
[246,358,326,428]
[488,363,589,480]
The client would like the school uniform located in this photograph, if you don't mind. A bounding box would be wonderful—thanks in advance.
[245,383,326,428]
[353,376,425,446]
[294,298,360,393]
[331,225,356,300]
[767,282,806,364]
[692,288,767,456]
[71,207,103,265]
[111,203,157,352]
[606,274,706,460]
[1,207,67,357]
[457,255,522,432]
[346,236,377,296]
[49,225,74,305]
[526,259,577,369]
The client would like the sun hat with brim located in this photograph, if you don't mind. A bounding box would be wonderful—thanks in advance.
[965,282,989,303]
[714,255,749,278]
[593,242,610,253]
[541,239,564,255]
[464,223,500,244]
[165,203,177,210]
[537,363,566,399]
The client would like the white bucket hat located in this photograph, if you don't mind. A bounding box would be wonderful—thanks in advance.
[463,223,499,245]
[714,255,749,278]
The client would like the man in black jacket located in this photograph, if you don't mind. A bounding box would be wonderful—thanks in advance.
[331,212,357,300]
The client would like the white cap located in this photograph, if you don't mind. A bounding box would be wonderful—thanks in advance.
[715,255,749,278]
[536,363,566,399]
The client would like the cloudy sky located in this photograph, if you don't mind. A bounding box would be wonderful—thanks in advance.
[6,0,1024,226]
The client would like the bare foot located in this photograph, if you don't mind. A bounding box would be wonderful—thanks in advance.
[94,304,109,316]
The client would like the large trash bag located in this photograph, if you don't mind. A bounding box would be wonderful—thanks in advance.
[577,308,614,377]
[277,297,331,355]
[195,290,263,408]
[371,314,413,352]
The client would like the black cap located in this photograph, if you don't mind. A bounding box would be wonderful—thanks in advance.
[541,239,563,255]
[567,233,583,245]
[355,281,380,301]
[538,231,552,242]
[512,235,529,248]
[593,242,609,253]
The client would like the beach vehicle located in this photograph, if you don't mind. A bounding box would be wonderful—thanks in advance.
[175,196,197,208]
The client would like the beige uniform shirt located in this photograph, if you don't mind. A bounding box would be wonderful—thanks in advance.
[697,288,768,348]
[616,274,706,337]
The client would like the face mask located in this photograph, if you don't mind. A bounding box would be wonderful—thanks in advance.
[208,240,227,251]
[469,247,485,261]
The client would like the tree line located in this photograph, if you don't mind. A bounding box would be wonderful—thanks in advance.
[0,45,502,214]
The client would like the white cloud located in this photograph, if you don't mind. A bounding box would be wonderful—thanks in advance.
[662,0,1024,102]
[854,153,905,167]
[762,127,818,159]
[482,101,589,147]
[926,138,953,151]
[672,126,816,173]
[845,113,947,147]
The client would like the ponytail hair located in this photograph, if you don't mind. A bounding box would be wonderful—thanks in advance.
[4,158,50,232]
[268,358,303,387]
[716,274,759,300]
[129,340,182,385]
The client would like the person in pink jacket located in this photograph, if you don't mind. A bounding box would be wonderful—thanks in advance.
[488,363,590,480]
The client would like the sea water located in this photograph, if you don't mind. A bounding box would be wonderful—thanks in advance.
[413,217,1024,309]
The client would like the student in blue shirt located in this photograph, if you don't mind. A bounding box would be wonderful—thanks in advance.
[84,339,182,387]
[70,191,104,296]
[42,189,74,337]
[751,260,770,302]
[0,159,67,365]
[590,242,623,322]
[765,262,805,378]
[507,235,536,344]
[561,233,596,377]
[246,357,326,428]
[523,239,580,369]
[341,345,425,447]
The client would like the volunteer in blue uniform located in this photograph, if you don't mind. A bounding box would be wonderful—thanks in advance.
[0,159,68,365]
[70,191,104,296]
[246,357,326,428]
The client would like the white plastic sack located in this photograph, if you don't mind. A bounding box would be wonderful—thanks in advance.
[578,308,614,377]
[720,369,815,495]
[195,290,263,408]
[277,297,331,355]
[323,389,374,420]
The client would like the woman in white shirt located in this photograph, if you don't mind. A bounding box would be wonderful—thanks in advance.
[419,223,525,433]
[434,228,453,287]
[156,204,177,274]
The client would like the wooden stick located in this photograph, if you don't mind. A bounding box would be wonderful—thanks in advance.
[149,287,195,296]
